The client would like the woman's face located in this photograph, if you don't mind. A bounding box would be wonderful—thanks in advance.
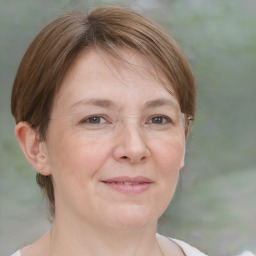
[43,49,186,230]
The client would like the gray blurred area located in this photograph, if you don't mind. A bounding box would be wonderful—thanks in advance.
[0,0,255,255]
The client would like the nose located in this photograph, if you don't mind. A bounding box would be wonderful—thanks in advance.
[113,123,150,164]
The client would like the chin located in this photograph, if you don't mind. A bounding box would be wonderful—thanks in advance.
[105,206,159,231]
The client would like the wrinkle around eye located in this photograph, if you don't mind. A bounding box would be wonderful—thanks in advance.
[145,115,173,125]
[79,115,111,125]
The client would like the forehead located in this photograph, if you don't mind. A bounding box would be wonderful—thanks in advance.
[63,48,175,92]
[85,50,149,81]
[52,48,179,116]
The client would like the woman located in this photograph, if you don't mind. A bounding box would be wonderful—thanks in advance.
[11,6,207,256]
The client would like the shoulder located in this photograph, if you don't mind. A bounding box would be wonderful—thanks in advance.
[237,251,255,256]
[171,238,208,256]
[11,251,21,256]
[157,234,208,256]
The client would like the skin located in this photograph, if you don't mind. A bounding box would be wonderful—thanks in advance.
[16,49,186,256]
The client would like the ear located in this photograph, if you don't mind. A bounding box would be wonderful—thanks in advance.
[179,157,185,170]
[15,122,51,176]
[179,146,186,170]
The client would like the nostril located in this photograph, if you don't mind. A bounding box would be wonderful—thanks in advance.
[121,156,128,159]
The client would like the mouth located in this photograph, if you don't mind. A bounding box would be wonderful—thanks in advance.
[106,181,144,185]
[102,176,153,194]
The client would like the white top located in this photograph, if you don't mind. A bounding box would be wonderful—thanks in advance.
[11,251,20,256]
[172,238,207,256]
[10,236,207,256]
[236,252,255,256]
[11,239,256,256]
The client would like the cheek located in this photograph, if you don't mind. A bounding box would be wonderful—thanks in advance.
[151,137,185,202]
[152,135,185,173]
[47,130,110,182]
[47,134,111,205]
[149,137,185,216]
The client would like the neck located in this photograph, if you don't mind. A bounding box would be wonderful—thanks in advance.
[44,214,163,256]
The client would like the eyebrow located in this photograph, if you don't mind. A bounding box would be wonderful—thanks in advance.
[70,98,115,109]
[143,98,178,110]
[70,97,178,110]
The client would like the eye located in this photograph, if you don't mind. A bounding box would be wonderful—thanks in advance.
[146,115,172,125]
[80,115,109,125]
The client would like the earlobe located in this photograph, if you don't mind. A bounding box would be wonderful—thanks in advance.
[179,158,185,170]
[15,122,51,176]
[179,148,186,170]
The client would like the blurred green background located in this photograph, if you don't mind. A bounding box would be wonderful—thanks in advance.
[0,0,255,255]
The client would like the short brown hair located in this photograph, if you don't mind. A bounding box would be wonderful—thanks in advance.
[11,6,196,217]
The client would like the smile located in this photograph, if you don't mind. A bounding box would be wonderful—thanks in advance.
[102,176,153,194]
[107,182,142,185]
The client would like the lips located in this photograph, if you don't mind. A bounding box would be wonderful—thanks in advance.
[108,181,141,185]
[102,176,153,194]
[103,176,153,184]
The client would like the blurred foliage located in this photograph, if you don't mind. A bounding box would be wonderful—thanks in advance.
[0,0,255,255]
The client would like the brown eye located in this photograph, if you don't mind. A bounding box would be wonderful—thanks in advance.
[81,115,108,125]
[88,116,101,123]
[147,115,171,125]
[152,116,165,124]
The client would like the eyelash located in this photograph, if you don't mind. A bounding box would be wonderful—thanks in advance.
[146,115,172,125]
[80,115,110,125]
[80,115,172,126]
